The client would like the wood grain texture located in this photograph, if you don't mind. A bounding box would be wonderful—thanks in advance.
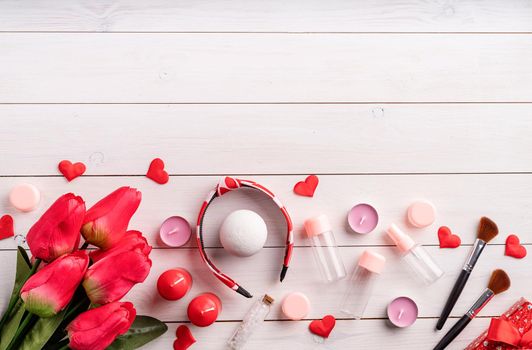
[1,34,532,103]
[2,1,532,349]
[150,319,492,350]
[0,246,526,321]
[2,106,532,175]
[1,174,531,250]
[0,0,531,33]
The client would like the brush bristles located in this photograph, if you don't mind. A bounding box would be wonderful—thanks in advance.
[488,269,511,295]
[477,217,498,242]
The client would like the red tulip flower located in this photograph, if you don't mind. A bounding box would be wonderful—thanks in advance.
[26,193,85,262]
[21,251,89,318]
[67,301,136,350]
[89,230,152,263]
[83,249,151,305]
[81,187,141,249]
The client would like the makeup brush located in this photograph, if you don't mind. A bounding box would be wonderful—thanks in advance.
[436,217,498,330]
[433,269,510,350]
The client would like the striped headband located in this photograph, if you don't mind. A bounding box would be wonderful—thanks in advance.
[196,177,294,298]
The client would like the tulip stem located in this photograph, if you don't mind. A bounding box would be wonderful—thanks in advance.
[28,258,42,275]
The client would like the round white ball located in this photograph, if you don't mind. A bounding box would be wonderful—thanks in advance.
[220,210,267,257]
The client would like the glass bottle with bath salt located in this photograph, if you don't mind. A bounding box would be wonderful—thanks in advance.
[386,224,444,285]
[227,294,274,350]
[304,214,347,282]
[340,250,386,319]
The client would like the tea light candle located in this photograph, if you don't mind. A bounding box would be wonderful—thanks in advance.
[387,297,418,327]
[348,203,379,234]
[407,200,436,228]
[159,216,191,247]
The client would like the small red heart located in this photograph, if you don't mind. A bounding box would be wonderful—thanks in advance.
[505,234,527,259]
[173,325,196,350]
[309,315,336,338]
[58,160,86,181]
[293,175,319,197]
[438,226,461,249]
[0,215,15,241]
[146,158,169,184]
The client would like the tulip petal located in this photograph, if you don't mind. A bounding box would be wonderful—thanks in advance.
[90,230,151,263]
[21,251,89,317]
[83,250,151,305]
[81,187,141,249]
[67,302,136,350]
[26,193,85,262]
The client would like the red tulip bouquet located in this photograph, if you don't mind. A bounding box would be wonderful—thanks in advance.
[0,187,166,350]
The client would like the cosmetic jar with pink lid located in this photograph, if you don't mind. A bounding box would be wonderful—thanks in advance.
[340,250,386,319]
[304,214,347,283]
[387,224,443,285]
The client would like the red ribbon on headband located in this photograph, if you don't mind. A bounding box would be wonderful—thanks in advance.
[487,318,532,348]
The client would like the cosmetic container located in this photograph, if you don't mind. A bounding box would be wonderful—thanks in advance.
[304,215,347,282]
[386,224,443,285]
[227,295,274,350]
[340,250,385,319]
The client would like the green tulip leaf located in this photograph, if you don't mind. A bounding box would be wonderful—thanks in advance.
[0,302,25,350]
[7,248,31,314]
[18,309,67,350]
[0,248,32,346]
[108,316,168,350]
[17,246,31,268]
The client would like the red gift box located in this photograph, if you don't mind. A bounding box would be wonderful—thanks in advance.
[466,298,532,350]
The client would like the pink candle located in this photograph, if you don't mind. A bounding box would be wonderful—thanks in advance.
[387,297,418,327]
[159,216,191,247]
[348,203,379,234]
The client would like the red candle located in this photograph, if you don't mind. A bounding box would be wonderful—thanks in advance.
[157,268,192,301]
[187,293,222,327]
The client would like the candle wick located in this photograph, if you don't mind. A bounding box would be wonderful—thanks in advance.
[398,309,404,320]
[359,216,366,225]
[167,228,179,235]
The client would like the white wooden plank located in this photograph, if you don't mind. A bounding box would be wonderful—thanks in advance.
[148,318,492,350]
[1,174,531,250]
[1,34,532,103]
[0,0,531,33]
[2,105,532,175]
[0,246,527,321]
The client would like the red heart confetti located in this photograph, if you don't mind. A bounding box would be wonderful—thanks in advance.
[146,158,169,184]
[58,160,86,181]
[0,215,15,241]
[309,315,336,338]
[293,175,319,197]
[505,234,527,259]
[173,325,196,350]
[437,226,461,249]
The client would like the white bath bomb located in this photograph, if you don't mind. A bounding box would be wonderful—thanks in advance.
[220,210,267,257]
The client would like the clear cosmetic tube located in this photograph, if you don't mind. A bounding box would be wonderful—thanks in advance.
[304,214,347,282]
[386,224,444,285]
[340,250,386,319]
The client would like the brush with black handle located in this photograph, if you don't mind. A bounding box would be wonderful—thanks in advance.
[433,269,510,350]
[436,217,498,330]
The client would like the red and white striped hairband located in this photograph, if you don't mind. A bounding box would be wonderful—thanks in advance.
[196,177,294,298]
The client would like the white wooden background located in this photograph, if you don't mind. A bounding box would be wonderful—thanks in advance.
[1,1,532,349]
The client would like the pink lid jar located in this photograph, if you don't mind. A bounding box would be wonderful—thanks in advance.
[340,250,386,319]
